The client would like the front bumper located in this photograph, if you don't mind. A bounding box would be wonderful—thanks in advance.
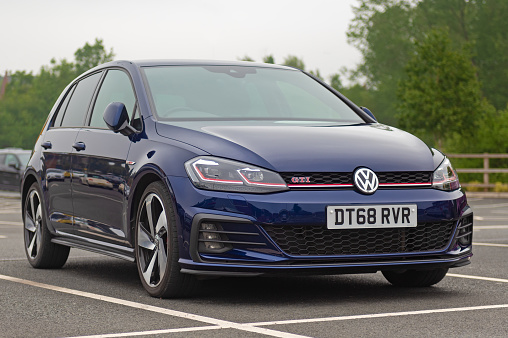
[168,176,473,276]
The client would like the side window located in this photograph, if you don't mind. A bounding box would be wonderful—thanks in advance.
[5,154,18,167]
[90,70,136,128]
[60,72,102,128]
[0,154,5,165]
[52,86,75,127]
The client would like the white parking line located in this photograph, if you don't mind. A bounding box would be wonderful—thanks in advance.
[0,235,6,239]
[0,274,309,338]
[473,242,508,248]
[1,272,507,337]
[447,273,508,283]
[0,209,21,214]
[474,225,508,230]
[0,221,22,226]
[474,217,508,221]
[247,304,508,327]
[472,202,508,209]
[69,326,222,338]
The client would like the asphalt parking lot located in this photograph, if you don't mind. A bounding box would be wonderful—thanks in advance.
[0,194,507,338]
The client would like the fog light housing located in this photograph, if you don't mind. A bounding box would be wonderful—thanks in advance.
[457,214,473,246]
[199,222,227,251]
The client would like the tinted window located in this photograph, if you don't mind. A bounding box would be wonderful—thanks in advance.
[53,86,75,127]
[17,153,31,165]
[5,154,18,166]
[0,154,5,165]
[90,70,136,128]
[60,72,101,127]
[142,66,363,123]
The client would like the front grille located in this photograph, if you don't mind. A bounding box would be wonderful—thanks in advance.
[262,221,455,256]
[280,171,432,188]
[281,172,351,185]
[377,172,432,184]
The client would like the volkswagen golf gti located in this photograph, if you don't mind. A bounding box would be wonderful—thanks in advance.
[21,60,473,297]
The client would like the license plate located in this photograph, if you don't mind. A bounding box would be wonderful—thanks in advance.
[326,204,417,229]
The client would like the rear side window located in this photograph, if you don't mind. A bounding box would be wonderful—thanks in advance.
[60,72,102,128]
[52,86,75,127]
[90,70,136,128]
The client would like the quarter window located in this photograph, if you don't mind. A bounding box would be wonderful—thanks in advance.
[60,72,102,128]
[90,70,136,128]
[52,86,75,127]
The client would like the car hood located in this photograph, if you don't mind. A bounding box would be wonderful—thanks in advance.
[155,122,441,172]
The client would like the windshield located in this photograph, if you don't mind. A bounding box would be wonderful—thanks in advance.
[142,66,364,123]
[17,153,31,165]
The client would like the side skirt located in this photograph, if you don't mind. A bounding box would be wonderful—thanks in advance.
[51,234,135,262]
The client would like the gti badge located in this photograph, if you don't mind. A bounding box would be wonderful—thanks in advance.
[353,168,379,194]
[291,177,311,183]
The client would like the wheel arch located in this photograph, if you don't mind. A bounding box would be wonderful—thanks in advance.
[128,166,179,245]
[21,171,39,215]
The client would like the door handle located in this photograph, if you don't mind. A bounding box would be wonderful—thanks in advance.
[41,141,52,149]
[72,142,86,151]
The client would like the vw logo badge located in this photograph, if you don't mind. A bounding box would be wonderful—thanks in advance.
[353,168,379,194]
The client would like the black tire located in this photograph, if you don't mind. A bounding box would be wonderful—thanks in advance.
[23,182,70,268]
[382,268,449,287]
[135,181,197,298]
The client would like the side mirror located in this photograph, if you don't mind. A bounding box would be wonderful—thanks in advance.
[8,162,19,169]
[361,106,377,121]
[103,102,137,136]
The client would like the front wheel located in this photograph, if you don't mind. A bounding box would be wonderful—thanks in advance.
[23,182,70,268]
[382,268,449,287]
[135,181,197,298]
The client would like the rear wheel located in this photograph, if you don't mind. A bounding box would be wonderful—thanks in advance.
[23,182,70,268]
[382,268,449,287]
[135,181,197,298]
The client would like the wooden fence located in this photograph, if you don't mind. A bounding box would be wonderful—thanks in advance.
[447,153,508,189]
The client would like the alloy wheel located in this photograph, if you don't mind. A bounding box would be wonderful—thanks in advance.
[24,189,42,259]
[137,192,169,287]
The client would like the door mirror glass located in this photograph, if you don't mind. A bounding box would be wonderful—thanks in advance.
[8,161,19,169]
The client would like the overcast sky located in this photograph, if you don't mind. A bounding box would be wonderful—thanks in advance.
[1,0,361,82]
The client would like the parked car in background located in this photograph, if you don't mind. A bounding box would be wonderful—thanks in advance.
[0,148,31,191]
[21,60,473,298]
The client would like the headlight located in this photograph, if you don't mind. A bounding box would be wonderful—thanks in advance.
[432,158,460,191]
[185,156,288,193]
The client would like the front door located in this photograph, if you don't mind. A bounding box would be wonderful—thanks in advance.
[70,68,138,246]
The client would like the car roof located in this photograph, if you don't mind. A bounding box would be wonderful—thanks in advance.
[0,148,31,154]
[93,59,297,71]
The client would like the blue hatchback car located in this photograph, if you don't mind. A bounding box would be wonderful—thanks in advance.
[22,60,473,297]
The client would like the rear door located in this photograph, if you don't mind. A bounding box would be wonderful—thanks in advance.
[42,72,102,232]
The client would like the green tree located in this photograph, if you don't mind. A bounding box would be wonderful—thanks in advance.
[329,74,343,91]
[346,0,508,127]
[473,1,508,110]
[0,39,114,149]
[74,38,115,74]
[283,55,305,70]
[262,55,275,64]
[397,29,482,148]
[309,69,323,81]
[239,55,254,62]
